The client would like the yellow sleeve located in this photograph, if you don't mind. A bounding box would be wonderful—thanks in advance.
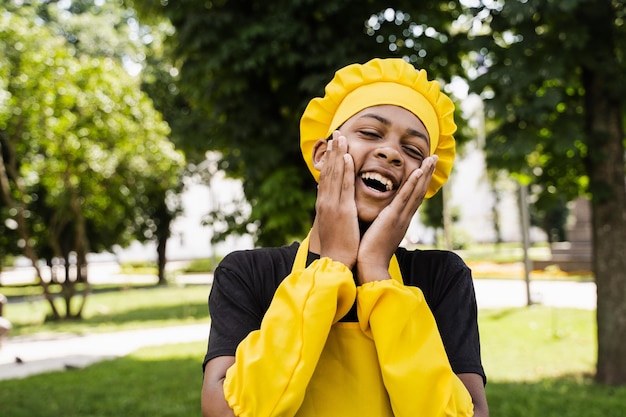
[224,257,356,417]
[357,279,474,417]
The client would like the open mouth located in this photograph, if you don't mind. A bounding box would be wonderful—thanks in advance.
[360,172,394,192]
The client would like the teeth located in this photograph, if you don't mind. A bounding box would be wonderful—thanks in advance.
[361,172,393,191]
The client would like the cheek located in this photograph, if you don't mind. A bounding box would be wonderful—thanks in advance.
[406,159,424,174]
[345,147,366,168]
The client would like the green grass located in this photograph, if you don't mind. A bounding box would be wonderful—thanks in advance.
[3,284,210,337]
[478,306,626,416]
[487,378,626,417]
[1,285,625,416]
[480,306,596,382]
[408,241,551,263]
[0,342,206,417]
[457,241,552,263]
[3,337,624,417]
[409,241,595,281]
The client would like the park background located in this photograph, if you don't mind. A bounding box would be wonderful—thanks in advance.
[1,0,626,416]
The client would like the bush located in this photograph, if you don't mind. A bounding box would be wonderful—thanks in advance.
[119,261,158,275]
[182,257,221,274]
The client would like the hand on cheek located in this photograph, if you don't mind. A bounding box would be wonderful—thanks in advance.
[316,132,360,269]
[356,155,438,284]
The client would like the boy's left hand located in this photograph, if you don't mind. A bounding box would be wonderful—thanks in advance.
[355,155,438,284]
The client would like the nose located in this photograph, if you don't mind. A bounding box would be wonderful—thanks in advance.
[375,146,403,166]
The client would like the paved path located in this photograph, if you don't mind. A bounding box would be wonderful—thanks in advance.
[0,278,596,381]
[0,323,210,381]
[474,279,596,310]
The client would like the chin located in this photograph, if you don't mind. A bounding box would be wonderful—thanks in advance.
[355,196,387,224]
[357,208,382,225]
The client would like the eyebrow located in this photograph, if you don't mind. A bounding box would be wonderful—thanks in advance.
[357,113,430,145]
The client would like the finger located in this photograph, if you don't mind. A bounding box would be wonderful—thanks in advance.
[318,132,352,211]
[427,154,438,178]
[328,132,349,190]
[319,132,343,193]
[408,155,438,208]
[341,152,355,203]
[392,156,437,217]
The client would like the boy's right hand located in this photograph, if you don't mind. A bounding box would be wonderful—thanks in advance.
[315,132,360,269]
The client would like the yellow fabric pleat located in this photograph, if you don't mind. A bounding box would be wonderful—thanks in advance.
[357,280,474,416]
[223,231,474,417]
[295,322,393,417]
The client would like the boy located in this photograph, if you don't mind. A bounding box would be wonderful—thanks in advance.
[202,58,488,417]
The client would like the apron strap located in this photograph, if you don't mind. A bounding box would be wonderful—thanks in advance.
[296,230,404,284]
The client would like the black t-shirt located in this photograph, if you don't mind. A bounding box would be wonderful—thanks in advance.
[204,242,486,384]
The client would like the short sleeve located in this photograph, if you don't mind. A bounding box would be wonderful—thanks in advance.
[432,259,485,383]
[204,261,264,365]
[203,244,299,370]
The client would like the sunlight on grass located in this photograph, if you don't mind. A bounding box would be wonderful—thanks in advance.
[421,241,595,281]
[0,341,208,417]
[4,285,211,336]
[480,306,596,382]
[457,242,552,263]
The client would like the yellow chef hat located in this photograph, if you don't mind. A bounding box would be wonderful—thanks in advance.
[299,58,456,198]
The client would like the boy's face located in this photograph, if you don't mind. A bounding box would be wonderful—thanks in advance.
[337,104,431,223]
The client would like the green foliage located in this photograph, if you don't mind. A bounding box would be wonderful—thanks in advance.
[0,2,186,284]
[128,0,470,246]
[119,261,159,275]
[530,194,568,243]
[182,257,221,273]
[465,1,626,382]
[420,189,445,229]
[468,0,626,210]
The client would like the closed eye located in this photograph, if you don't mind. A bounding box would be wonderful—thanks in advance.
[359,130,382,140]
[403,145,424,160]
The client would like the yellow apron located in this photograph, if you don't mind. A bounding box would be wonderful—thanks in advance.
[294,233,400,417]
[224,232,474,417]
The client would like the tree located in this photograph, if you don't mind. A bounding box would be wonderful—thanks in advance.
[36,0,187,284]
[130,14,191,284]
[0,3,184,318]
[467,0,626,384]
[128,0,471,247]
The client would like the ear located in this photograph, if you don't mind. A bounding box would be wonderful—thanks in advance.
[312,138,329,171]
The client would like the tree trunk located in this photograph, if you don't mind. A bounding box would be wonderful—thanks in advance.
[157,234,168,285]
[0,138,60,319]
[155,198,174,285]
[68,179,91,318]
[583,69,626,385]
[61,258,74,319]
